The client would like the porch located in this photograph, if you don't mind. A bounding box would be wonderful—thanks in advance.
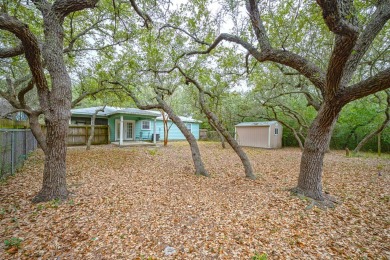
[111,141,158,147]
[112,114,159,146]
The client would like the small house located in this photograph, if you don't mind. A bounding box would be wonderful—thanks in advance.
[70,106,201,145]
[235,121,282,148]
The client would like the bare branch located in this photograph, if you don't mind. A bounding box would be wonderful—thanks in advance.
[0,13,50,113]
[129,0,153,29]
[316,0,360,100]
[342,0,390,85]
[0,43,24,58]
[18,79,34,107]
[246,0,271,51]
[63,38,129,53]
[105,80,162,109]
[159,24,210,46]
[340,67,390,104]
[52,0,99,20]
[64,17,108,52]
[316,0,359,37]
[183,33,326,92]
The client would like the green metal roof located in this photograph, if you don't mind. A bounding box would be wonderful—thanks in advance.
[71,106,159,118]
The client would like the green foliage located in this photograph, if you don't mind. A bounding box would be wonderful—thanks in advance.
[4,237,23,249]
[251,252,268,260]
[148,149,158,156]
[49,198,61,209]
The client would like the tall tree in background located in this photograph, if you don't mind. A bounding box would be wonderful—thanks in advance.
[184,0,390,203]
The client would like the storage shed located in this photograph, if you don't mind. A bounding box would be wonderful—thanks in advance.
[235,121,282,148]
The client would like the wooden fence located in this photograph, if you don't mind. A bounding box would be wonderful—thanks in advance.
[67,125,109,145]
[41,125,109,146]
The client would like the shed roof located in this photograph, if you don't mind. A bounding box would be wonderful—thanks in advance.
[235,121,278,127]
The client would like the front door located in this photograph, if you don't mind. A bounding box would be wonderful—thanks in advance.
[116,120,134,140]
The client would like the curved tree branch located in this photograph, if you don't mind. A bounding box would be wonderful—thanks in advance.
[342,0,390,86]
[316,0,359,99]
[316,0,359,37]
[0,43,24,58]
[0,13,50,114]
[183,33,326,92]
[52,0,99,21]
[340,67,390,104]
[159,24,210,46]
[129,0,153,29]
[246,0,271,51]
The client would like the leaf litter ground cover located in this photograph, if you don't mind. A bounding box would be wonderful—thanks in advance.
[0,142,389,259]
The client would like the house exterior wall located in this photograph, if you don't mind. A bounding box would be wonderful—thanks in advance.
[107,115,200,142]
[70,116,108,125]
[236,126,269,148]
[146,120,200,141]
[108,114,153,141]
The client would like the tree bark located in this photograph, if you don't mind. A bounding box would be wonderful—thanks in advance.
[161,111,169,146]
[155,95,209,177]
[296,102,341,200]
[86,106,105,150]
[209,120,225,149]
[198,91,255,179]
[32,119,69,203]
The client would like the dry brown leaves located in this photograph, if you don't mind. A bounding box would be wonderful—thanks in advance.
[0,142,389,259]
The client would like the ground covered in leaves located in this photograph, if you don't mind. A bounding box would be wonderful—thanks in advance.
[0,142,389,259]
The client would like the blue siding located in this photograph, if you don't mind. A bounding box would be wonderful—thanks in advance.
[155,120,200,140]
[108,115,200,142]
[108,114,157,142]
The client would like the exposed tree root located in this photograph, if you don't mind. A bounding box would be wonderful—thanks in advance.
[290,187,340,209]
[31,188,69,204]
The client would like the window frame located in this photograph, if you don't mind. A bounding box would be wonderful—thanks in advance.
[274,128,279,135]
[185,123,192,132]
[141,120,151,130]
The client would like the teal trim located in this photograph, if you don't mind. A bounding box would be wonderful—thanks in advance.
[107,114,200,142]
[155,120,200,140]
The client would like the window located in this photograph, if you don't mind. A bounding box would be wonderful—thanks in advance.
[185,123,192,132]
[141,120,151,130]
[274,128,279,135]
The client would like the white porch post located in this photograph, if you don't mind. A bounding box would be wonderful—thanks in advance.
[119,115,124,146]
[153,118,157,144]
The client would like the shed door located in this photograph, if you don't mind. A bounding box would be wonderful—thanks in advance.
[236,126,269,148]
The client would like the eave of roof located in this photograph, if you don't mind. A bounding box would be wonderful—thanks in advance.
[235,121,278,127]
[71,106,160,118]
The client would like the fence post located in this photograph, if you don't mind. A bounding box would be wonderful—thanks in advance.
[85,126,88,145]
[11,131,15,174]
[25,128,28,155]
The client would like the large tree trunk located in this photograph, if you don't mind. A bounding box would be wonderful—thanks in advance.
[156,96,209,177]
[33,10,73,203]
[296,103,341,201]
[32,119,69,203]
